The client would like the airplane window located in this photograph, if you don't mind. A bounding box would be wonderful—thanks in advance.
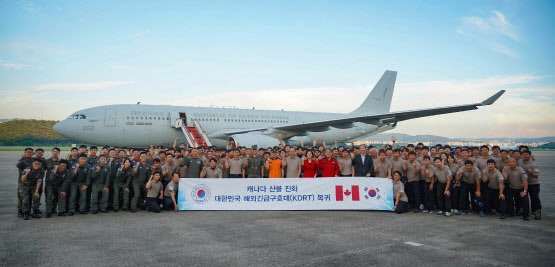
[149,117,152,120]
[78,115,86,119]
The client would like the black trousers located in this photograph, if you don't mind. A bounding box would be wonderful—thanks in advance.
[406,181,420,209]
[451,186,460,210]
[146,197,161,213]
[436,182,451,212]
[395,200,408,214]
[419,180,425,206]
[508,187,529,218]
[486,187,503,212]
[459,181,477,211]
[423,182,434,210]
[528,184,542,212]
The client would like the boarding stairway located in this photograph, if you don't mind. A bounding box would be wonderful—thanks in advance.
[175,119,212,148]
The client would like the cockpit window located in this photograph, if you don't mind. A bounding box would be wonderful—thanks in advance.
[67,114,87,119]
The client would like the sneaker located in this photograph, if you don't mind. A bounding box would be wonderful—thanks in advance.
[445,212,452,217]
[46,213,51,218]
[451,209,455,214]
[437,211,445,215]
[18,210,24,218]
[420,204,425,210]
[23,213,29,220]
[456,210,463,215]
[428,210,435,214]
[499,214,507,219]
[58,212,66,217]
[534,210,542,220]
[479,211,485,217]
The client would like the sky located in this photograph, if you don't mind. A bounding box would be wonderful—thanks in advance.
[0,0,554,138]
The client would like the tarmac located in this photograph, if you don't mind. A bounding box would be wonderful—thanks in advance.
[1,151,554,266]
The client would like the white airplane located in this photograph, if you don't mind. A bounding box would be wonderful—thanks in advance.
[53,71,505,148]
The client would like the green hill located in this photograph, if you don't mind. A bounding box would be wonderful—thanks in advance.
[0,119,75,146]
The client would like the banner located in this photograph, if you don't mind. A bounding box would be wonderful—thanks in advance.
[177,177,394,211]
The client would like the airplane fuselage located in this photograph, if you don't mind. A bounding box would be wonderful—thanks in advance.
[54,104,384,148]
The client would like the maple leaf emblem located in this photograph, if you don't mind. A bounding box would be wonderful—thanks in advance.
[344,189,351,196]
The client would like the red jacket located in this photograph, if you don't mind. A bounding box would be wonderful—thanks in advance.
[302,159,318,178]
[318,157,339,177]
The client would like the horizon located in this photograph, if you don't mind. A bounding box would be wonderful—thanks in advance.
[1,1,554,138]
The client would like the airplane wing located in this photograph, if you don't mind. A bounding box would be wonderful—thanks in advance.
[222,90,505,136]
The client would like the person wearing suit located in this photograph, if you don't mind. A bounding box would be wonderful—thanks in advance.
[352,145,374,177]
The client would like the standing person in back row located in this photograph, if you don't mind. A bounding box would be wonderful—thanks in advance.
[16,148,34,218]
[403,151,421,213]
[432,157,453,216]
[284,148,302,178]
[338,150,353,177]
[90,155,111,214]
[131,152,151,213]
[244,148,263,178]
[113,158,133,212]
[352,145,373,177]
[19,159,44,220]
[374,149,392,178]
[70,154,91,216]
[455,160,481,215]
[503,158,530,221]
[228,149,244,178]
[318,149,339,178]
[266,149,284,178]
[482,159,506,218]
[46,160,71,217]
[519,150,541,220]
[185,148,204,178]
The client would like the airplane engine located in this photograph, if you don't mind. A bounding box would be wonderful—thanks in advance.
[228,133,281,149]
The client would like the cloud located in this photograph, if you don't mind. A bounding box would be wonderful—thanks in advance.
[457,11,519,56]
[0,60,31,70]
[35,81,135,91]
[169,74,554,138]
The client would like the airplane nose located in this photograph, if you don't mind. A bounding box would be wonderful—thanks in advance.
[53,120,67,136]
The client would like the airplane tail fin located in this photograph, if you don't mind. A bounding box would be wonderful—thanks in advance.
[350,70,397,114]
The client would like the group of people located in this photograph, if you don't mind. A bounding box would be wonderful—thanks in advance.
[16,136,542,221]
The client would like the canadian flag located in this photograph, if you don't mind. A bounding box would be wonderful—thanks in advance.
[335,185,360,201]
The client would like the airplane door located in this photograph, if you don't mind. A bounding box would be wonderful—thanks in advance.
[104,109,116,127]
[170,111,181,128]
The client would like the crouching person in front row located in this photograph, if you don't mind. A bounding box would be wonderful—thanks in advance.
[146,171,164,213]
[164,172,180,212]
[393,171,409,214]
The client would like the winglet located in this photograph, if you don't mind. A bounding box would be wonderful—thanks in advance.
[479,90,506,106]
